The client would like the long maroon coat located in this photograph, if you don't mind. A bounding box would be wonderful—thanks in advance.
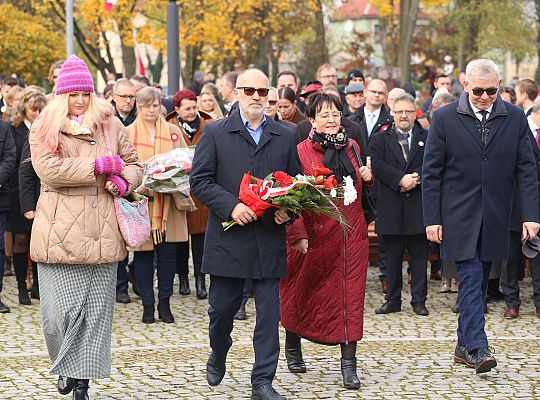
[280,138,370,344]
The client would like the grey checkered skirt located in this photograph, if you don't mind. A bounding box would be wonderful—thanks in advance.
[38,262,117,379]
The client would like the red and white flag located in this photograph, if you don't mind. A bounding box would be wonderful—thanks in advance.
[104,0,117,12]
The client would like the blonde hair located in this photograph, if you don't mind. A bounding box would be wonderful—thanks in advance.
[33,92,114,154]
[198,91,224,119]
[11,88,48,127]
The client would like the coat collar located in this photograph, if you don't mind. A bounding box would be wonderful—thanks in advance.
[456,91,508,149]
[60,118,96,137]
[226,109,283,151]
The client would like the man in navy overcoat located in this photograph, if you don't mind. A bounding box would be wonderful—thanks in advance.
[422,59,540,374]
[190,69,300,400]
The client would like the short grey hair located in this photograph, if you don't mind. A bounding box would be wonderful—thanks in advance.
[268,87,278,97]
[136,86,161,108]
[532,97,540,114]
[432,92,456,108]
[113,78,135,93]
[392,93,416,110]
[465,59,500,81]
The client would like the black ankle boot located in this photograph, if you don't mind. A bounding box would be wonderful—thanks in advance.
[285,341,306,373]
[30,263,39,299]
[157,297,174,323]
[195,275,207,300]
[57,375,75,395]
[341,358,360,390]
[3,256,13,276]
[72,379,89,400]
[18,283,31,305]
[179,275,190,295]
[142,304,155,324]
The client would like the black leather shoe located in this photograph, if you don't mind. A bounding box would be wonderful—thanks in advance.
[234,304,247,320]
[375,302,401,314]
[157,297,174,323]
[72,379,89,400]
[340,358,360,390]
[251,383,286,399]
[142,304,155,324]
[412,302,429,316]
[179,275,190,295]
[452,298,460,313]
[453,344,474,368]
[195,275,208,300]
[285,342,306,373]
[57,376,75,395]
[206,352,226,386]
[115,291,131,304]
[470,347,497,374]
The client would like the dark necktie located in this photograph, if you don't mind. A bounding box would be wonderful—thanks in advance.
[479,110,488,145]
[398,132,410,161]
[536,128,540,149]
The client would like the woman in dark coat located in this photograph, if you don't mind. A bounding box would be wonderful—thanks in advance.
[278,86,307,125]
[8,88,47,305]
[281,92,373,390]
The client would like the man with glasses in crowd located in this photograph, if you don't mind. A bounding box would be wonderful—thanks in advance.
[113,78,137,127]
[423,59,540,374]
[316,63,338,87]
[369,94,430,316]
[190,68,300,400]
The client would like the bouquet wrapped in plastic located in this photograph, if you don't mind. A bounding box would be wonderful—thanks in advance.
[142,147,195,195]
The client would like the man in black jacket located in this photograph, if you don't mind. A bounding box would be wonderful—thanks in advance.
[112,79,137,127]
[0,119,16,312]
[190,69,300,400]
[369,94,429,316]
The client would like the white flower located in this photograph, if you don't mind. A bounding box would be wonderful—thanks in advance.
[343,175,358,206]
[295,174,309,182]
[330,188,337,198]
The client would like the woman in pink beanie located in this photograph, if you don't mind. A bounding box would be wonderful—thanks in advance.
[29,54,143,400]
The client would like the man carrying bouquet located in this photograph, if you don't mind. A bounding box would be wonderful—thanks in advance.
[190,68,300,400]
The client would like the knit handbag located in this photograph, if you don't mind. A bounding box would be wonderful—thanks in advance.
[102,123,150,247]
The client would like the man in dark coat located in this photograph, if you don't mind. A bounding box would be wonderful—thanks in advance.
[422,59,540,374]
[500,98,540,319]
[190,69,300,400]
[0,119,16,312]
[112,78,137,127]
[369,94,429,316]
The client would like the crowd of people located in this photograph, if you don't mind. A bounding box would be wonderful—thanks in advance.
[0,55,539,400]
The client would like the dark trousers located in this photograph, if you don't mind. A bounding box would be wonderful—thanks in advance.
[378,234,387,278]
[0,212,5,293]
[116,257,129,293]
[208,275,280,388]
[456,253,491,352]
[501,231,540,308]
[176,233,205,277]
[134,242,179,305]
[383,234,428,305]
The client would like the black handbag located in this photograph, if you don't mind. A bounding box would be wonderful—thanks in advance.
[351,144,377,224]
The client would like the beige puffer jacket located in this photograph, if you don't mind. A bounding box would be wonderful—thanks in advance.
[30,116,143,265]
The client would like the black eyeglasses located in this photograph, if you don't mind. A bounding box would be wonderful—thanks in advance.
[267,100,278,106]
[115,94,136,100]
[471,87,498,96]
[237,87,269,97]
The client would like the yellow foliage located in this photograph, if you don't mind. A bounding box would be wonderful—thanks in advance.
[0,4,63,84]
[369,0,451,18]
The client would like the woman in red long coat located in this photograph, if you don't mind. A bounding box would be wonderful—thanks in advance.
[281,92,372,390]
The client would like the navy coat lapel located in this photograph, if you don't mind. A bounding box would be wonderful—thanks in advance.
[456,92,483,149]
[255,121,282,153]
[484,98,509,149]
[388,128,407,166]
[406,125,425,168]
[227,110,258,148]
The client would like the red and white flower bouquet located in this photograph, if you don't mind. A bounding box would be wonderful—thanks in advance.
[222,163,357,231]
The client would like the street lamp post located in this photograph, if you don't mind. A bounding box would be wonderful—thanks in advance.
[66,0,74,56]
[167,0,180,95]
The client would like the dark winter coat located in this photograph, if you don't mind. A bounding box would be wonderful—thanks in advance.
[281,138,369,344]
[19,138,40,214]
[189,109,301,279]
[422,93,539,262]
[347,104,393,152]
[0,120,16,211]
[369,123,428,235]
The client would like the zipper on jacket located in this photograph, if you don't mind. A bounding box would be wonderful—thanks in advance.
[342,203,349,345]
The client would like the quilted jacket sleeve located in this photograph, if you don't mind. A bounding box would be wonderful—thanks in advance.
[114,118,143,194]
[29,126,97,188]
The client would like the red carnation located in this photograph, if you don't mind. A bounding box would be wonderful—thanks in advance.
[274,171,293,187]
[380,124,389,131]
[323,175,338,190]
[312,163,332,177]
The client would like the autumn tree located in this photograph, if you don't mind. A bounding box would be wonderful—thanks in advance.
[0,3,63,84]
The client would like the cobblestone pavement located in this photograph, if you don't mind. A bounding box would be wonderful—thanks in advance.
[1,266,539,399]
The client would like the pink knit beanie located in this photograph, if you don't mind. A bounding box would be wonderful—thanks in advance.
[55,55,95,95]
